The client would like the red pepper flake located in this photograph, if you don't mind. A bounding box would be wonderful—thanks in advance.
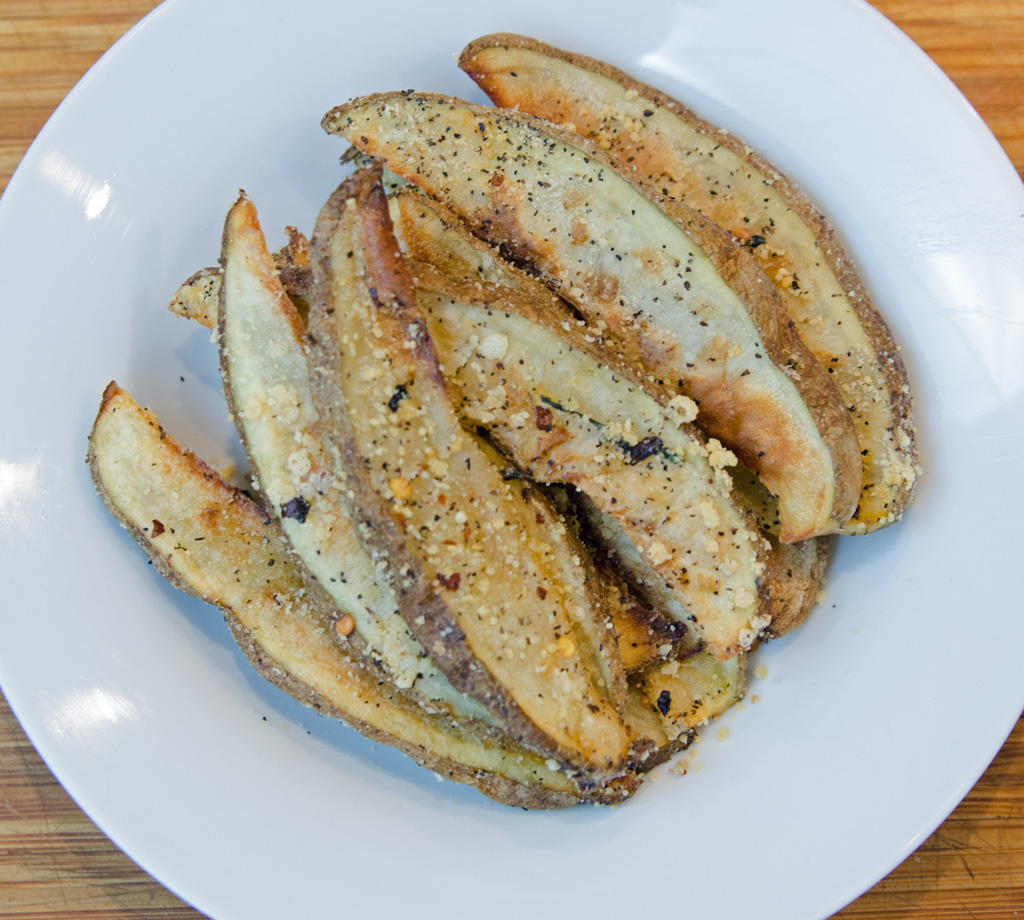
[534,405,554,431]
[537,586,548,600]
[489,172,504,187]
[437,572,461,591]
[151,519,165,538]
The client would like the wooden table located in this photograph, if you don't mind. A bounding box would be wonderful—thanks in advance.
[1,1,1022,916]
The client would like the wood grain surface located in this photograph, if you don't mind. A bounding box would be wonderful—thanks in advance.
[1,1,1022,917]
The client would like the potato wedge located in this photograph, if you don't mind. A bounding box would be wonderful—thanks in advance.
[387,193,770,659]
[87,382,592,808]
[171,230,311,331]
[168,266,219,329]
[305,166,634,779]
[216,192,493,723]
[460,34,919,533]
[323,92,860,542]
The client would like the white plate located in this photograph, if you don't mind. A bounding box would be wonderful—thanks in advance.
[1,1,1022,917]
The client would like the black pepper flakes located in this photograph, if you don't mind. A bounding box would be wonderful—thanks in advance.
[623,435,663,465]
[281,496,311,523]
[388,383,408,412]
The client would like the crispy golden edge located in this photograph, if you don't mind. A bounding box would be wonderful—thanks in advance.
[322,92,860,541]
[460,33,917,531]
[305,166,634,780]
[86,382,594,809]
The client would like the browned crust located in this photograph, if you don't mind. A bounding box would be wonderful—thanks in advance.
[460,33,916,526]
[323,93,861,540]
[87,382,591,809]
[272,226,314,324]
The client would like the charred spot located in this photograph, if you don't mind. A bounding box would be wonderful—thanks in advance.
[501,465,526,481]
[388,383,408,412]
[496,240,542,278]
[281,496,310,523]
[622,435,663,465]
[747,234,767,249]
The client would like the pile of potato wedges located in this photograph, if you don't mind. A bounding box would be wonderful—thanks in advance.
[88,35,918,808]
